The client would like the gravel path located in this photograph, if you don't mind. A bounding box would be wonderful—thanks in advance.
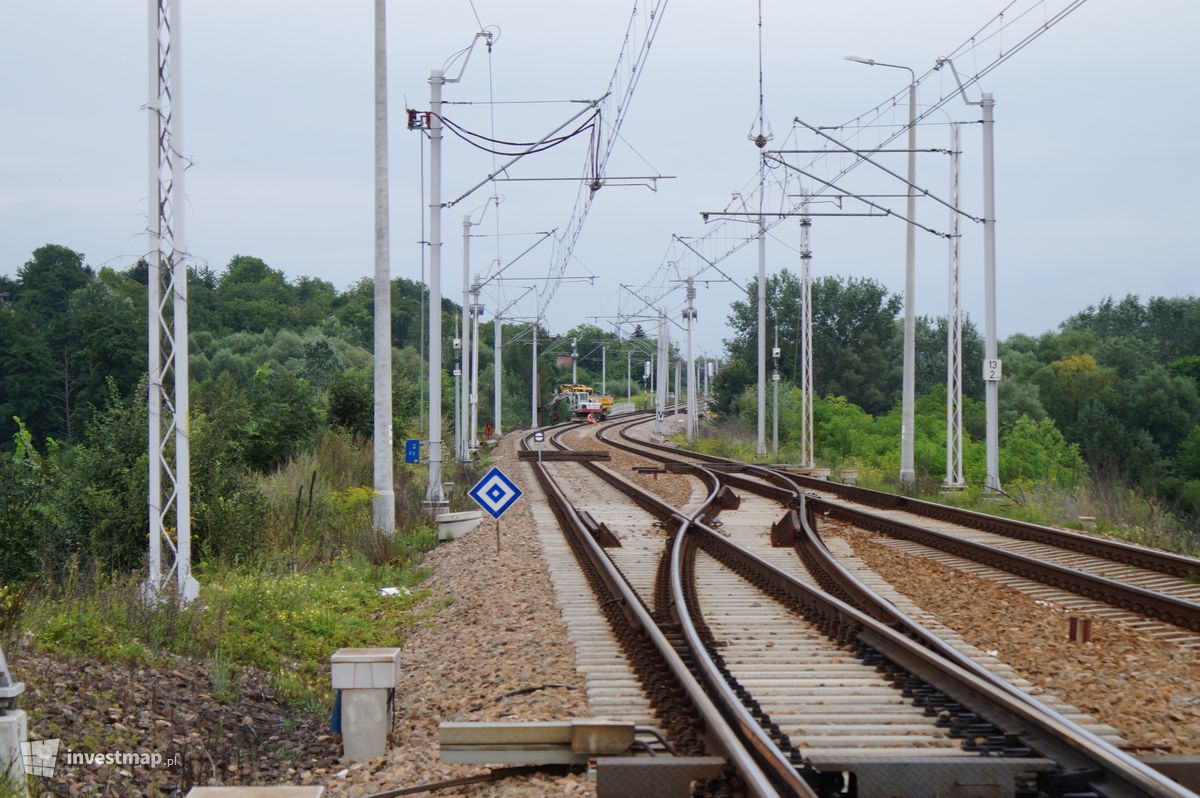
[324,433,593,797]
[829,522,1200,755]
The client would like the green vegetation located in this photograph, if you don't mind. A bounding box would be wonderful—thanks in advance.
[708,272,1199,546]
[17,545,432,709]
[0,244,546,710]
[0,243,664,713]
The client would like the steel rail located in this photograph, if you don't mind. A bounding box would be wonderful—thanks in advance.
[522,418,788,798]
[782,473,1200,580]
[543,422,815,797]
[603,423,1200,632]
[614,422,1200,579]
[811,499,1200,632]
[589,414,1199,798]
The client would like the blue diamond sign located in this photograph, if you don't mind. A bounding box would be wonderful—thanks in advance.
[468,466,523,520]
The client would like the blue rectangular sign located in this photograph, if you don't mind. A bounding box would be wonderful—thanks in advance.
[404,439,420,464]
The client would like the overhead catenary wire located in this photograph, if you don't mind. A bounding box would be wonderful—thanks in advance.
[538,0,671,315]
[433,112,598,157]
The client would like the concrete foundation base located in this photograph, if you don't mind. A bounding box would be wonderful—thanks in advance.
[0,710,27,791]
[341,688,390,761]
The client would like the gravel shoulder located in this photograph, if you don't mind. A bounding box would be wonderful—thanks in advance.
[830,522,1200,755]
[324,432,594,797]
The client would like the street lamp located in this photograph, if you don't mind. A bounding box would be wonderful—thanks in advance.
[845,53,918,489]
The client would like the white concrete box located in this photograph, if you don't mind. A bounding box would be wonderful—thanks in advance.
[330,647,401,690]
[436,510,482,541]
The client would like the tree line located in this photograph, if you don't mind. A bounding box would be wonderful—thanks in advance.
[0,244,659,582]
[712,269,1200,520]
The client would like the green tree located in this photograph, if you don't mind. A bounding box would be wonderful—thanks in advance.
[1122,367,1200,454]
[1034,353,1116,426]
[216,255,294,333]
[244,364,324,471]
[50,277,144,438]
[725,272,903,414]
[0,420,59,581]
[14,244,93,320]
[915,314,985,400]
[711,357,753,414]
[0,309,58,441]
[51,381,149,574]
[999,415,1083,487]
[329,368,373,438]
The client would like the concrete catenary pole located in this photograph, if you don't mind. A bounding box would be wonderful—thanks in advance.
[899,77,918,488]
[772,326,779,455]
[684,276,697,442]
[493,314,502,436]
[628,348,638,405]
[372,0,395,532]
[674,360,681,416]
[571,337,578,384]
[655,312,668,433]
[531,320,539,427]
[601,344,606,395]
[425,69,446,505]
[453,316,461,464]
[756,215,767,456]
[469,278,481,452]
[982,93,1001,492]
[459,216,472,461]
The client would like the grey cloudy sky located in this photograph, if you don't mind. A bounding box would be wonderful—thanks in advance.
[2,1,1197,358]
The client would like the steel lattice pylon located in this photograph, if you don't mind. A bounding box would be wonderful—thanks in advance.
[146,0,198,603]
[798,201,814,470]
[944,123,966,489]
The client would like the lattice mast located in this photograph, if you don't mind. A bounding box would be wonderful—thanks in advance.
[944,123,966,488]
[146,0,198,602]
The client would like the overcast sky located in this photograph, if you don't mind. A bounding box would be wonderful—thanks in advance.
[3,1,1197,358]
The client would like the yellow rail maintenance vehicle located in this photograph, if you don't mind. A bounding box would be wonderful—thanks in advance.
[553,384,614,422]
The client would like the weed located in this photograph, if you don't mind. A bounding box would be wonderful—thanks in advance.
[205,651,238,704]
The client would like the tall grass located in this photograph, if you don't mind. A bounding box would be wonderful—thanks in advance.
[6,429,448,709]
[256,430,441,567]
[15,546,434,709]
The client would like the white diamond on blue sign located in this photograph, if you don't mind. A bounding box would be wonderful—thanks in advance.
[468,467,523,520]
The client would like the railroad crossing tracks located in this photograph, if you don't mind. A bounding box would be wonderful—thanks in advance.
[520,410,1200,798]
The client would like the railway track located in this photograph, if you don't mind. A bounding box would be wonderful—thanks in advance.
[519,412,1200,798]
[605,419,1200,642]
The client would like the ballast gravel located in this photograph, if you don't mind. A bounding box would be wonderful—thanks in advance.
[324,432,594,798]
[829,521,1200,756]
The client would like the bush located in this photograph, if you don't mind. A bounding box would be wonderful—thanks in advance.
[0,421,58,582]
